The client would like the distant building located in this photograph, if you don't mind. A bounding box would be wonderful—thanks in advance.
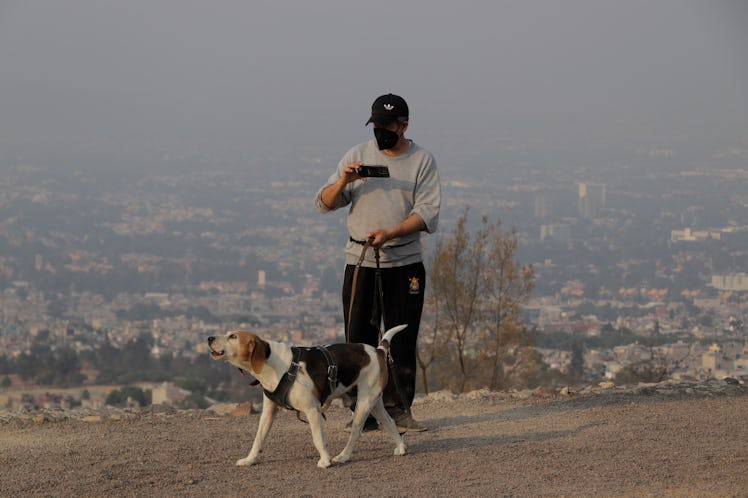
[151,382,191,406]
[533,192,555,219]
[85,310,117,330]
[603,361,623,380]
[198,281,248,293]
[710,273,748,291]
[578,182,606,219]
[540,223,571,242]
[670,227,722,243]
[258,270,266,288]
[671,225,748,243]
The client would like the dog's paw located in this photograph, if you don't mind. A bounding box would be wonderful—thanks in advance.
[317,457,332,468]
[394,444,407,456]
[332,452,350,464]
[235,457,257,467]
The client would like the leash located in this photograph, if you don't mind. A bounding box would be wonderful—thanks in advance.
[348,237,413,419]
[346,237,373,342]
[347,236,416,339]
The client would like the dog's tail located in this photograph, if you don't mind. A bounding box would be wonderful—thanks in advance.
[378,324,407,351]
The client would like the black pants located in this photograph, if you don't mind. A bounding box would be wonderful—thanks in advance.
[342,261,425,418]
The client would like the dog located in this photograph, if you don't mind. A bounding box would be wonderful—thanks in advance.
[207,325,408,468]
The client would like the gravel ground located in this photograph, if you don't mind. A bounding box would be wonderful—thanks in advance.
[1,380,747,497]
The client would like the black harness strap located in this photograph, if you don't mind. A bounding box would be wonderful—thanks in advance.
[262,347,302,411]
[318,346,339,403]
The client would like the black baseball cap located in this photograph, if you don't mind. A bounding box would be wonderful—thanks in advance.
[365,93,409,126]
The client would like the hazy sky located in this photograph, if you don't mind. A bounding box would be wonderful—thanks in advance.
[1,0,746,169]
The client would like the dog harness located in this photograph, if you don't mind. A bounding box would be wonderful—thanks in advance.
[263,346,339,412]
[263,347,302,410]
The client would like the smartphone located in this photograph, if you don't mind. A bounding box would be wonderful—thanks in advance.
[357,165,390,178]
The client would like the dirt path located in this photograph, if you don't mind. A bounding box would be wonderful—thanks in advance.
[2,382,747,497]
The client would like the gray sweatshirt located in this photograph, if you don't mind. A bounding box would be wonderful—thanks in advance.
[315,139,441,268]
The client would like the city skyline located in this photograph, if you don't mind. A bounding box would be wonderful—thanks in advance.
[2,1,748,396]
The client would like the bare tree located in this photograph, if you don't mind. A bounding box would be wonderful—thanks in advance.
[424,208,536,392]
[427,208,486,392]
[416,290,446,394]
[479,215,535,390]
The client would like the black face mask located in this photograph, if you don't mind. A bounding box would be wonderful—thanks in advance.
[373,127,400,150]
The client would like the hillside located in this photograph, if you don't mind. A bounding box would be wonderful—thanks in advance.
[1,379,747,497]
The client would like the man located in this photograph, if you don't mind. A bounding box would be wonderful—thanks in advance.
[315,93,441,432]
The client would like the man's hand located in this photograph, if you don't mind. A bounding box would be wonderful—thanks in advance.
[365,229,391,248]
[339,161,364,186]
[366,215,426,248]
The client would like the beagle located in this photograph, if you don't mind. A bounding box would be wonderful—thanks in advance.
[207,325,408,468]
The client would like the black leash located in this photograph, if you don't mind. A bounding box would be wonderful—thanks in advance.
[372,246,413,419]
[348,239,412,419]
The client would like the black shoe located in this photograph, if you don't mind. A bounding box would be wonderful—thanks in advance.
[344,416,379,433]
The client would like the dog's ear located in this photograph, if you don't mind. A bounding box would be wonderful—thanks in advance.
[247,335,270,374]
[234,333,254,362]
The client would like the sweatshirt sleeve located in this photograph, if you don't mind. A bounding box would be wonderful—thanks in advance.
[314,161,351,213]
[410,156,441,233]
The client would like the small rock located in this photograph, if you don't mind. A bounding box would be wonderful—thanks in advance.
[560,386,573,396]
[598,381,615,390]
[207,402,239,416]
[231,402,254,417]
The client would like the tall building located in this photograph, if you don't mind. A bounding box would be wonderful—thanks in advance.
[534,192,555,219]
[257,270,266,288]
[578,182,606,218]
